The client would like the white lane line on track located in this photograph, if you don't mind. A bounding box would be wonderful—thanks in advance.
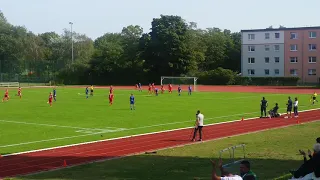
[1,107,319,150]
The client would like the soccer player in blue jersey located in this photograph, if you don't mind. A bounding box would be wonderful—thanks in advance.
[130,93,135,110]
[85,87,89,99]
[178,85,182,96]
[138,83,142,92]
[155,87,159,96]
[188,85,192,95]
[53,88,57,101]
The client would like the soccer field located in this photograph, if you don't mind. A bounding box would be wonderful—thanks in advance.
[0,87,317,155]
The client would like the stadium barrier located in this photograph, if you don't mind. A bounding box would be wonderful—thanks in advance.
[0,82,20,87]
[219,144,246,168]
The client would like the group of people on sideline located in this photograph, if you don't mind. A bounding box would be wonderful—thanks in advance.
[260,92,318,119]
[260,96,301,119]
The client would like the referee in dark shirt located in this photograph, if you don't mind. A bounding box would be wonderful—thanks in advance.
[260,97,268,118]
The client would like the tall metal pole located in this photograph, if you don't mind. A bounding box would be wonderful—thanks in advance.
[69,22,74,64]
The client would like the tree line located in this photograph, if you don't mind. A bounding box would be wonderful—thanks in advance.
[0,11,244,85]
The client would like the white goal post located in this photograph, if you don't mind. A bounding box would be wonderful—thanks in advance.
[0,82,20,87]
[160,76,198,91]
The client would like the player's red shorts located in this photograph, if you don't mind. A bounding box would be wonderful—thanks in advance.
[49,99,52,103]
[4,94,8,98]
[109,98,113,102]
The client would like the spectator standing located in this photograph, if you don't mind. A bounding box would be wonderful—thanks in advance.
[294,97,299,118]
[192,110,204,142]
[260,97,268,118]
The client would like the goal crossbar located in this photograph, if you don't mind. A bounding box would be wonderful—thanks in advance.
[160,76,198,91]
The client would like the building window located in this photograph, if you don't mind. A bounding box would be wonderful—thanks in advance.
[265,45,270,51]
[248,57,255,64]
[290,69,298,76]
[265,57,270,63]
[248,69,255,75]
[309,57,317,63]
[308,69,316,76]
[274,69,280,75]
[309,32,317,38]
[290,32,298,39]
[290,57,298,63]
[248,34,255,40]
[309,44,316,51]
[274,45,280,51]
[275,33,280,39]
[290,44,298,51]
[274,57,280,63]
[248,46,255,52]
[265,69,270,75]
[265,33,270,39]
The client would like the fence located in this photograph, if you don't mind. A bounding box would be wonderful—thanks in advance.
[0,73,54,87]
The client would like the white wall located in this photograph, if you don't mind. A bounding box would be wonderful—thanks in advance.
[242,31,285,44]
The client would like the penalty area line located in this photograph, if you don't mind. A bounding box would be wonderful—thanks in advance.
[2,107,320,156]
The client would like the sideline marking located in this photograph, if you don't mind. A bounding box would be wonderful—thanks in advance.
[77,92,284,100]
[0,120,120,131]
[2,107,319,156]
[0,104,317,148]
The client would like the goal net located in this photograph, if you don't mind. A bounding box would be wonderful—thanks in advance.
[160,76,198,91]
[0,82,20,87]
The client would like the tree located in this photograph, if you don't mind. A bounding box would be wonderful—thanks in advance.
[141,15,195,80]
[0,10,244,85]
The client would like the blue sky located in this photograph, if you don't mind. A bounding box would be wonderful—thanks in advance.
[0,0,319,40]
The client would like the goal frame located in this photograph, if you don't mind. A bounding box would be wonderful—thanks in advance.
[160,76,198,91]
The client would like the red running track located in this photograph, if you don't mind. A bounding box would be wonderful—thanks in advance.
[0,110,319,178]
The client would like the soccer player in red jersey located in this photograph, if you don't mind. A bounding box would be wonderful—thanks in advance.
[17,87,22,99]
[161,85,165,94]
[109,93,114,105]
[48,92,53,107]
[109,85,113,94]
[151,83,155,93]
[168,84,173,93]
[2,89,9,102]
[148,84,152,94]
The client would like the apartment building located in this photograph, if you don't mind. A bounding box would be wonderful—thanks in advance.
[241,26,320,83]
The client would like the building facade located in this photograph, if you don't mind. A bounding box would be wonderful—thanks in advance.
[241,26,320,83]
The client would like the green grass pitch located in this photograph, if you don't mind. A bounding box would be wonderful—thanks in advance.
[0,87,318,155]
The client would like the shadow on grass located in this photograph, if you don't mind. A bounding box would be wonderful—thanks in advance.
[2,154,303,180]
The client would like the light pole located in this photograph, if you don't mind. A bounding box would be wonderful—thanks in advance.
[69,22,74,64]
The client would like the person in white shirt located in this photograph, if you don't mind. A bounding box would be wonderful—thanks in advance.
[294,97,299,118]
[192,110,204,142]
[210,159,243,180]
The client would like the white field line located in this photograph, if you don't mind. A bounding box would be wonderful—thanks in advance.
[77,92,284,100]
[0,120,121,131]
[2,107,320,156]
[3,104,312,133]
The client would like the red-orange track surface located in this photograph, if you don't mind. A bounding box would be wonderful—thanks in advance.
[0,85,319,178]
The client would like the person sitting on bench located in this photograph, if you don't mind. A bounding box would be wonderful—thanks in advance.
[269,103,280,118]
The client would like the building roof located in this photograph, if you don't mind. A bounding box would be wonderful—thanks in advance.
[241,26,320,32]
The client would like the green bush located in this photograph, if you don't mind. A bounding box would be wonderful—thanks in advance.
[198,67,237,85]
[235,77,300,86]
